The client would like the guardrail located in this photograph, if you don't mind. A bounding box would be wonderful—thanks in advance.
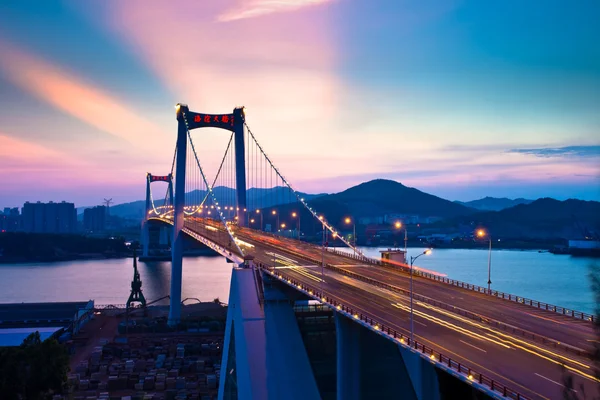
[326,248,595,323]
[258,262,530,400]
[322,263,589,358]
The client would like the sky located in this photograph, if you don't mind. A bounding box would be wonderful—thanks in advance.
[0,0,599,208]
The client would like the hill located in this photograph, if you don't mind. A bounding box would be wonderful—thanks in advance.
[312,179,476,219]
[448,198,600,239]
[455,196,533,211]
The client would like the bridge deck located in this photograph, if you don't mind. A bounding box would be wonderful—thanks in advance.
[151,216,599,399]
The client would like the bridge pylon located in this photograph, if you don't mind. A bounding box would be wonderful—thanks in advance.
[168,103,247,326]
[141,173,174,258]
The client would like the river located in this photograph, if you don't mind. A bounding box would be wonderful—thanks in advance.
[0,248,597,313]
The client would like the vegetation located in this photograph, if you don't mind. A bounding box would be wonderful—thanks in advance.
[321,179,475,218]
[562,263,600,399]
[0,332,70,399]
[0,232,128,262]
[445,198,600,239]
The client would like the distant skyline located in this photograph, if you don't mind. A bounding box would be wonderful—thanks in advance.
[0,0,599,208]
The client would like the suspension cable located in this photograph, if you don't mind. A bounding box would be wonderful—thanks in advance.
[183,133,234,216]
[182,112,244,257]
[244,122,362,256]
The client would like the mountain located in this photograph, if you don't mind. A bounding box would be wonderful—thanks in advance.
[455,197,534,211]
[102,186,325,221]
[307,179,476,220]
[448,198,600,239]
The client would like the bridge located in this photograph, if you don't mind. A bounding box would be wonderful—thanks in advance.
[142,104,598,400]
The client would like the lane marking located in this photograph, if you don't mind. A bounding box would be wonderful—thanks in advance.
[459,339,487,353]
[534,373,576,392]
[414,301,591,370]
[415,320,427,327]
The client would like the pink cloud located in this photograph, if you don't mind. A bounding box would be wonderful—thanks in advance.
[79,0,342,176]
[218,0,334,22]
[0,38,170,155]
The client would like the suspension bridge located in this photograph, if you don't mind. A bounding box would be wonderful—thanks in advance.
[141,104,598,400]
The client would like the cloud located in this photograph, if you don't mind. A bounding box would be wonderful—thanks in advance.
[508,145,600,158]
[79,0,343,177]
[0,38,169,154]
[218,0,334,22]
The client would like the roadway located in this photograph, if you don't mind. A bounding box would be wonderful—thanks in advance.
[159,217,600,399]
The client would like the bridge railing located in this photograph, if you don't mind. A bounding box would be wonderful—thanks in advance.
[326,247,595,323]
[258,263,530,400]
[321,263,589,357]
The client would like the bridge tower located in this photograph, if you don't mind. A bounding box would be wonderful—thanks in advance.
[141,173,174,257]
[169,104,246,325]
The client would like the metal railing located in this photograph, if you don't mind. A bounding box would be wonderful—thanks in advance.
[322,263,589,358]
[257,262,530,400]
[327,248,595,323]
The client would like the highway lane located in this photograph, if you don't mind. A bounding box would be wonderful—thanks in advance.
[186,218,596,355]
[233,225,596,353]
[177,218,600,399]
[276,263,598,400]
[335,264,596,353]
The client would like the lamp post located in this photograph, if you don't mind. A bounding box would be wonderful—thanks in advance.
[272,210,279,234]
[345,217,356,255]
[255,209,263,231]
[394,221,408,260]
[409,249,432,344]
[477,229,492,293]
[319,215,326,289]
[292,212,300,239]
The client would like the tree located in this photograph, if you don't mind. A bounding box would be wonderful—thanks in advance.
[563,263,600,399]
[0,331,69,399]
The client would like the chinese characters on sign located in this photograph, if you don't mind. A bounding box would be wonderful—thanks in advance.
[150,175,170,182]
[188,112,235,131]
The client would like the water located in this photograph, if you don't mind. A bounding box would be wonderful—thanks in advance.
[0,256,232,306]
[345,247,598,314]
[0,249,597,314]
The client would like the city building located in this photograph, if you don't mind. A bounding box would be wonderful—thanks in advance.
[0,207,21,232]
[83,206,107,232]
[21,201,77,233]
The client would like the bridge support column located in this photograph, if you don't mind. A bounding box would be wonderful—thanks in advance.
[233,107,247,226]
[334,313,422,399]
[397,345,441,400]
[218,267,267,400]
[159,226,171,246]
[263,274,320,399]
[141,222,150,257]
[168,111,187,326]
[335,313,360,400]
[142,175,151,257]
[218,269,320,400]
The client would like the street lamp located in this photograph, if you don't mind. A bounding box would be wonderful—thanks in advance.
[319,215,326,287]
[255,209,263,231]
[345,217,356,255]
[291,211,300,239]
[272,210,279,233]
[409,249,432,344]
[477,229,492,293]
[394,221,408,255]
